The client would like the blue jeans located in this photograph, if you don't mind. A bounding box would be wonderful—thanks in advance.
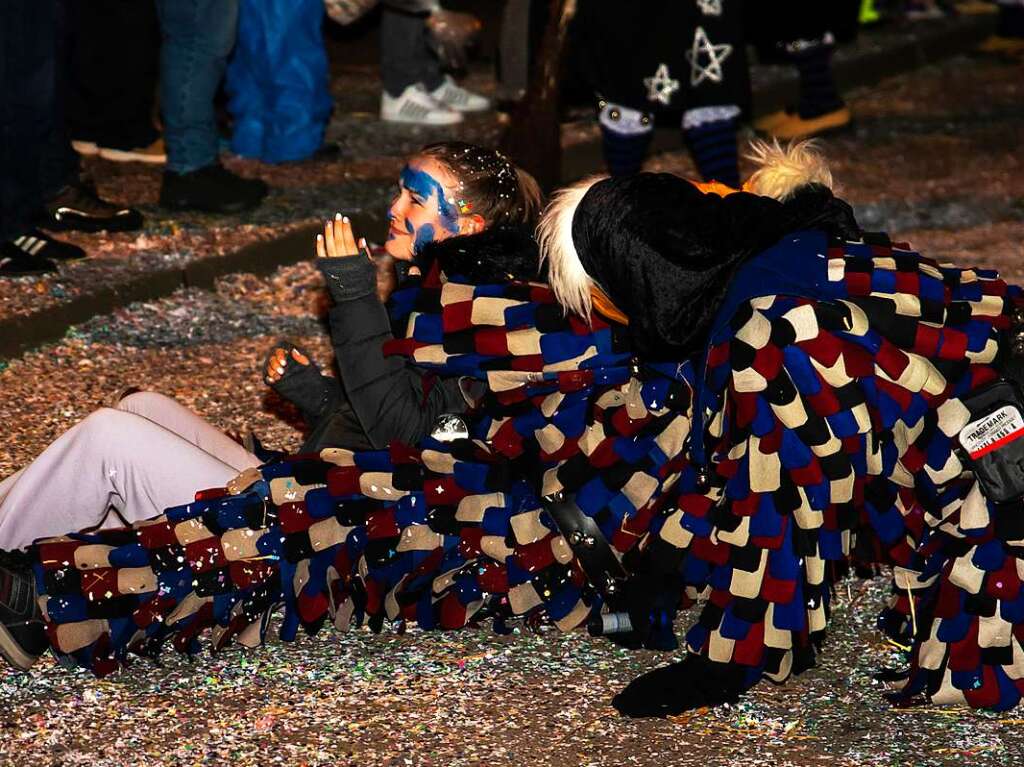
[155,0,239,173]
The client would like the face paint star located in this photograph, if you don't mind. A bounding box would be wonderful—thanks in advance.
[696,0,723,15]
[643,64,680,106]
[685,26,732,86]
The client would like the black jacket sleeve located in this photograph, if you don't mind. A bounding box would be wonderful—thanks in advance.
[318,256,471,449]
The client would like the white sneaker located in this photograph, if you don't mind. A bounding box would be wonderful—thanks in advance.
[381,84,463,126]
[429,76,491,113]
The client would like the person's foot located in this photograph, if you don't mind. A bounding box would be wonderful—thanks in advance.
[381,84,463,126]
[73,138,167,164]
[0,556,46,671]
[977,34,1024,58]
[763,106,852,140]
[159,163,268,213]
[752,108,794,133]
[1,230,85,276]
[428,75,490,113]
[36,180,143,233]
[98,137,167,165]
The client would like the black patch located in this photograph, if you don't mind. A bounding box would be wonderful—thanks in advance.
[194,568,234,597]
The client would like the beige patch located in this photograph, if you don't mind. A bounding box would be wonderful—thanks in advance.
[73,545,113,570]
[554,600,591,632]
[773,397,808,430]
[507,328,543,356]
[764,604,793,649]
[541,392,565,418]
[487,370,537,393]
[471,297,521,326]
[309,517,352,553]
[544,346,598,372]
[456,493,504,522]
[948,550,985,594]
[221,528,265,561]
[749,436,781,493]
[708,632,737,663]
[319,448,356,466]
[422,449,457,475]
[783,304,820,342]
[735,309,771,349]
[655,414,691,460]
[174,518,214,546]
[978,614,1011,649]
[166,593,211,626]
[440,282,475,306]
[937,398,971,437]
[536,423,566,454]
[412,345,450,365]
[359,472,406,501]
[622,471,659,510]
[960,483,991,532]
[293,559,310,595]
[480,535,514,560]
[117,567,157,594]
[658,509,694,549]
[269,477,324,505]
[396,524,444,552]
[510,510,551,545]
[55,620,109,653]
[830,472,854,503]
[732,367,768,393]
[812,355,852,387]
[718,515,750,548]
[728,547,767,599]
[508,583,543,614]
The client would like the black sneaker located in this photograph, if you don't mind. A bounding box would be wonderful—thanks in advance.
[7,229,87,262]
[0,556,46,671]
[159,162,268,213]
[1,236,63,277]
[37,179,144,233]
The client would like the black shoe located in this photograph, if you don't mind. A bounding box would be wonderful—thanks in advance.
[0,555,46,671]
[7,229,87,262]
[1,235,67,277]
[159,163,268,213]
[37,179,144,233]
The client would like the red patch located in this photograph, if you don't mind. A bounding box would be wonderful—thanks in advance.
[760,574,796,604]
[137,521,178,550]
[230,561,276,589]
[81,568,120,601]
[366,510,400,540]
[297,590,329,625]
[441,300,473,332]
[475,327,510,356]
[185,539,226,573]
[516,536,556,573]
[733,620,765,666]
[439,593,468,629]
[194,488,228,501]
[279,502,311,534]
[937,328,968,360]
[326,466,362,496]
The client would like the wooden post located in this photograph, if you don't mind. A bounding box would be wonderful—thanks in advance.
[499,0,577,192]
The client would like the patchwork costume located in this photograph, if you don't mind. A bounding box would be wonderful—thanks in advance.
[25,177,1024,712]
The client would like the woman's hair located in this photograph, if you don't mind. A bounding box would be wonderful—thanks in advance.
[417,142,543,228]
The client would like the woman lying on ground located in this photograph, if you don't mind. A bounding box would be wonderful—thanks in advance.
[7,141,1021,715]
[0,141,541,553]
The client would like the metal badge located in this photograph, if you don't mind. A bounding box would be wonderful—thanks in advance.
[430,413,470,442]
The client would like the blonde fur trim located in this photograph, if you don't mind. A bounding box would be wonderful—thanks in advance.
[537,175,606,321]
[745,139,833,201]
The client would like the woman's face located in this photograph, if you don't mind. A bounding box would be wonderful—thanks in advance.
[386,157,481,261]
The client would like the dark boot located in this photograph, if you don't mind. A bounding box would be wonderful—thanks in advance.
[36,178,144,233]
[0,551,47,671]
[159,163,268,213]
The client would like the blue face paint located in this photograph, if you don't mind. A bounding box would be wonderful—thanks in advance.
[405,218,414,234]
[400,165,460,234]
[413,223,436,254]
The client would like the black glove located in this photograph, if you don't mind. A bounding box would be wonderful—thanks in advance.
[612,654,749,718]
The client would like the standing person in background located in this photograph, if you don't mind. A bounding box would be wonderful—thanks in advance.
[747,0,859,140]
[570,0,750,188]
[1,0,144,277]
[156,0,269,213]
[225,0,334,164]
[65,0,166,165]
[379,1,491,126]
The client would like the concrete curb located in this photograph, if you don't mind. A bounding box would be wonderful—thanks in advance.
[0,13,997,361]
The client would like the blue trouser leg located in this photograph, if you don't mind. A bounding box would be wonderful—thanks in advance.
[155,0,239,173]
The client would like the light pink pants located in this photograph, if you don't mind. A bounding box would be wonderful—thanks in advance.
[0,392,260,550]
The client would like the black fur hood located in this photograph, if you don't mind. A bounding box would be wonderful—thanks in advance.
[417,225,544,284]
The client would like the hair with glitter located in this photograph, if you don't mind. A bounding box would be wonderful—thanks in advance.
[417,142,542,228]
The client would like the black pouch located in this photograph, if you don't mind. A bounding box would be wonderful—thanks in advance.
[958,380,1024,503]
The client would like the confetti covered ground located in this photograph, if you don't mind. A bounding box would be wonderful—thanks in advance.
[2,43,1024,767]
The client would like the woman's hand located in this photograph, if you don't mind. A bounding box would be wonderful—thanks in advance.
[265,345,310,384]
[317,213,369,260]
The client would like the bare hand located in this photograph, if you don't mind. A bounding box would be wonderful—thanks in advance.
[316,213,370,261]
[226,466,262,495]
[265,345,310,383]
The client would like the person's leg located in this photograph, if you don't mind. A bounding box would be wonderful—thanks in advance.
[155,0,267,211]
[381,7,443,98]
[155,0,237,174]
[598,102,654,177]
[66,0,161,154]
[0,408,249,550]
[115,391,260,472]
[682,108,740,188]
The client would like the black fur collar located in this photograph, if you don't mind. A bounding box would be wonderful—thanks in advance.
[417,225,544,284]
